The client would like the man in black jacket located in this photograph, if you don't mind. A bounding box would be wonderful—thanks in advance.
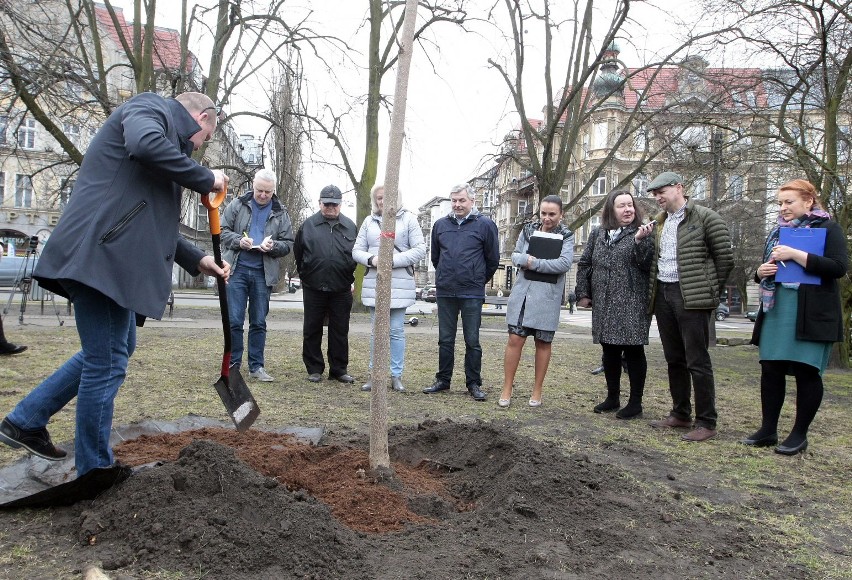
[294,185,358,383]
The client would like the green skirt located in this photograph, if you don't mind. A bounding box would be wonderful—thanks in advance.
[759,286,831,374]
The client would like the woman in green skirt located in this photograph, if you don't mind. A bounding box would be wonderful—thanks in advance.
[743,179,848,455]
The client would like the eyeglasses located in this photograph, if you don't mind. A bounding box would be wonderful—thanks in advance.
[322,202,340,207]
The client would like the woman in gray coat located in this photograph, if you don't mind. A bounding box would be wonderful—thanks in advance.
[353,185,426,392]
[575,189,653,419]
[499,195,574,407]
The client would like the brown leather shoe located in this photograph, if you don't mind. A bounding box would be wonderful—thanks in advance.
[649,415,692,429]
[682,427,718,442]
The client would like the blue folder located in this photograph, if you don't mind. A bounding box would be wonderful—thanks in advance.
[775,227,826,285]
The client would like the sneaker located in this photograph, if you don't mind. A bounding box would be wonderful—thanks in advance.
[0,418,67,460]
[249,367,274,382]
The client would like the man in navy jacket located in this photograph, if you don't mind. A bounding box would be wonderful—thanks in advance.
[423,183,499,400]
[0,92,229,477]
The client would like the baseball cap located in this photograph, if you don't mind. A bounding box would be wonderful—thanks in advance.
[646,171,684,192]
[319,185,343,205]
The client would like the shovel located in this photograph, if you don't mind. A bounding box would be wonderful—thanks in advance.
[201,189,260,432]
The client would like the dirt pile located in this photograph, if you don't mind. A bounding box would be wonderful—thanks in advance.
[30,421,804,578]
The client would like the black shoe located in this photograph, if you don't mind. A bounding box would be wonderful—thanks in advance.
[330,374,355,384]
[775,438,808,456]
[615,401,643,419]
[467,384,486,401]
[422,380,450,394]
[590,365,604,375]
[0,418,67,460]
[307,373,323,383]
[0,342,27,356]
[740,431,778,447]
[593,398,620,413]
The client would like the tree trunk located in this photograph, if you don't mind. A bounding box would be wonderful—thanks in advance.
[369,0,418,471]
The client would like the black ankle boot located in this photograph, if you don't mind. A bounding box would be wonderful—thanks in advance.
[593,397,620,413]
[616,398,642,419]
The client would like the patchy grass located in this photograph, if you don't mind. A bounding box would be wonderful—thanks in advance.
[1,313,850,576]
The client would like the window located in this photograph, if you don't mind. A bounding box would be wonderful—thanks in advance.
[17,118,36,149]
[593,121,608,149]
[0,171,5,204]
[593,175,607,196]
[0,115,6,145]
[518,199,528,217]
[581,133,590,158]
[728,175,744,201]
[585,216,601,243]
[691,176,707,200]
[632,174,649,197]
[64,122,80,147]
[15,174,33,207]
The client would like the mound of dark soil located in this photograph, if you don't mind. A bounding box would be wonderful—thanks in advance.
[16,421,807,578]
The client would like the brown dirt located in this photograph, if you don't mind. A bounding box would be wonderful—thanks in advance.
[4,421,808,579]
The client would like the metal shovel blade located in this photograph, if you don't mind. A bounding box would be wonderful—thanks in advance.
[214,368,260,432]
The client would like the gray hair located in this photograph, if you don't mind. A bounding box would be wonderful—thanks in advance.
[253,168,276,189]
[370,183,403,213]
[450,183,475,200]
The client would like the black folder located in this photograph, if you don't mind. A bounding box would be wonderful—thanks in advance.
[524,232,562,284]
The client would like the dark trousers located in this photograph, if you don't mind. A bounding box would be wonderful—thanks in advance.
[302,287,352,377]
[654,281,717,429]
[759,360,823,438]
[436,296,484,387]
[601,343,647,397]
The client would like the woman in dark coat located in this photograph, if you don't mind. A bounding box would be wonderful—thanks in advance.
[575,189,653,419]
[743,179,848,455]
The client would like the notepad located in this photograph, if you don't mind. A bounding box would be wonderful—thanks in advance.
[775,227,826,285]
[524,231,563,284]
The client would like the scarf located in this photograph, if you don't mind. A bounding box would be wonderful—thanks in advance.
[758,209,830,311]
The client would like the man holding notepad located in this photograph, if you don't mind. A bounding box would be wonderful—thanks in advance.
[221,168,294,382]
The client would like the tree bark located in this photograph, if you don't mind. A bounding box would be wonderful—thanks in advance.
[369,0,418,471]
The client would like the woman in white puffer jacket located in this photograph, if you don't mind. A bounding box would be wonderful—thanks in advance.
[352,184,427,392]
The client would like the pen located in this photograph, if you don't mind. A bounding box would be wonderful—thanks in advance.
[779,261,786,267]
[243,231,248,237]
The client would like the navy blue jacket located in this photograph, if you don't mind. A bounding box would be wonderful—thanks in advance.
[34,93,214,321]
[431,209,500,298]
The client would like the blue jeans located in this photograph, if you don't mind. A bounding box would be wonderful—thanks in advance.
[368,307,406,377]
[436,297,484,387]
[654,281,717,429]
[7,282,136,477]
[227,265,271,371]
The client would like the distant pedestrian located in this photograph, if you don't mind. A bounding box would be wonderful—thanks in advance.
[0,243,27,356]
[496,288,504,310]
[567,291,576,314]
[294,185,358,384]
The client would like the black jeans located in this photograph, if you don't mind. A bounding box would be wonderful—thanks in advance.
[302,287,353,377]
[654,282,717,429]
[436,297,484,387]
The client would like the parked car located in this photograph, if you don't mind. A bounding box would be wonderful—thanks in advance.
[0,255,38,288]
[715,302,730,321]
[423,287,437,302]
[745,310,758,322]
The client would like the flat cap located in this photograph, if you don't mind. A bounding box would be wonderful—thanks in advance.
[646,171,683,192]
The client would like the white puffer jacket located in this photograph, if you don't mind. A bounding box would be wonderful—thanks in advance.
[353,208,426,309]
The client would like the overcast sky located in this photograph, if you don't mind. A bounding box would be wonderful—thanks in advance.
[108,1,687,212]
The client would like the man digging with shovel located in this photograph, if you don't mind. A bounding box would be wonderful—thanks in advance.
[0,92,230,479]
